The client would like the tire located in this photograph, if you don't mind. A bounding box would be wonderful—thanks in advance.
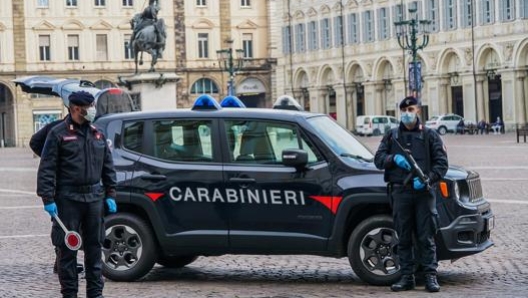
[373,129,381,136]
[157,256,198,268]
[437,126,447,135]
[348,215,401,286]
[102,213,158,282]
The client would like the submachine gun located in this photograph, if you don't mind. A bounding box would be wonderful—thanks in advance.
[392,137,431,190]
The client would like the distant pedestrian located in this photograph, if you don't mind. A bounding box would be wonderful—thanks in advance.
[477,119,487,135]
[37,91,117,298]
[491,117,503,134]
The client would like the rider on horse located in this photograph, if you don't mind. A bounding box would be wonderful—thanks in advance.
[130,0,164,58]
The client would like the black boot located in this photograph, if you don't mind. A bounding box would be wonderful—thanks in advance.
[391,274,415,292]
[425,274,440,292]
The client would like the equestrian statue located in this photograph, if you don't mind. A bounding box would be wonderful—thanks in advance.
[130,0,166,73]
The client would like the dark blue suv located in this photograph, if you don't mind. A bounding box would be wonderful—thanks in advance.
[93,97,494,286]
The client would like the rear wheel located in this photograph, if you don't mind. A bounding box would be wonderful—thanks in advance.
[373,129,381,136]
[157,256,198,268]
[438,126,447,135]
[102,213,158,281]
[348,215,401,286]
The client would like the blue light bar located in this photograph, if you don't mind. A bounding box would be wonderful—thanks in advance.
[220,95,246,108]
[192,94,222,111]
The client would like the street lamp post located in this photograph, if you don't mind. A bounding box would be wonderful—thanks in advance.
[216,39,244,96]
[394,7,431,100]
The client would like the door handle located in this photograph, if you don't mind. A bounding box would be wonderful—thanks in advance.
[229,177,256,183]
[142,174,167,181]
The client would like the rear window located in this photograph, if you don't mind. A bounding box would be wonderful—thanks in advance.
[372,117,388,124]
[123,121,144,154]
[363,117,371,124]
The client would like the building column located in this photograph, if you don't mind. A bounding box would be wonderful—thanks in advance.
[308,87,325,113]
[514,71,528,125]
[476,76,486,122]
[363,82,376,115]
[333,83,347,127]
[346,84,356,130]
[439,79,449,114]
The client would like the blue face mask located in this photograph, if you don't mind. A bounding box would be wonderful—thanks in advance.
[401,112,417,125]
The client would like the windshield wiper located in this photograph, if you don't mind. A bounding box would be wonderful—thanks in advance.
[340,153,373,162]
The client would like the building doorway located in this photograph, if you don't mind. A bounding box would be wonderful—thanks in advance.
[356,84,364,116]
[0,83,16,147]
[488,76,502,123]
[238,93,265,108]
[451,86,464,117]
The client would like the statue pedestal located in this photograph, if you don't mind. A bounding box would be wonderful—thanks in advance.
[118,72,180,111]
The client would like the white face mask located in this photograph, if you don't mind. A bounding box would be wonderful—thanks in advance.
[83,106,97,122]
[400,111,417,125]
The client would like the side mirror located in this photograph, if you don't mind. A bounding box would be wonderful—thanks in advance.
[282,149,308,170]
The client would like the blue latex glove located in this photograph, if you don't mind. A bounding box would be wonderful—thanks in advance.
[413,177,426,190]
[106,198,117,213]
[393,154,411,171]
[44,202,57,217]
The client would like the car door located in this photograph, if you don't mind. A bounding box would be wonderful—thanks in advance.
[129,117,228,250]
[220,118,334,252]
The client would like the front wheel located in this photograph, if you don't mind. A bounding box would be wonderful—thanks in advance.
[348,215,401,286]
[102,213,158,281]
[437,126,447,135]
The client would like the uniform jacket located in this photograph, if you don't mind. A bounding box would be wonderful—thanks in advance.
[374,120,448,185]
[37,115,117,204]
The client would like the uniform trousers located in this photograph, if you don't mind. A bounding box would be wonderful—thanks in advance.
[53,199,105,298]
[391,186,439,276]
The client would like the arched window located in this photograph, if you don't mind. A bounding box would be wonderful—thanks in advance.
[191,78,219,94]
[94,79,115,89]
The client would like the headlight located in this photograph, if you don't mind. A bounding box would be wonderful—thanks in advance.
[453,181,460,200]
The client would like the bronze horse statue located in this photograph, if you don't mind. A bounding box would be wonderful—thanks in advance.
[130,13,166,74]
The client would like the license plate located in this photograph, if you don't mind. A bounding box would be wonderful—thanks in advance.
[487,216,495,231]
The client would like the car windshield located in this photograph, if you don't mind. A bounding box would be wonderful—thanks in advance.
[307,116,373,161]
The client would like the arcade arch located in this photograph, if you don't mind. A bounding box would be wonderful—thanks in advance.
[0,82,16,147]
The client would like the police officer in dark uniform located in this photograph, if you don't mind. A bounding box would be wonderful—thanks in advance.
[30,115,85,275]
[37,91,117,298]
[374,96,448,293]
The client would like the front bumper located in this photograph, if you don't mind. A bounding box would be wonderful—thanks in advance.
[436,210,494,260]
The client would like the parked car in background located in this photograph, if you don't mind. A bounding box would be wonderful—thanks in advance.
[355,115,398,136]
[425,114,465,135]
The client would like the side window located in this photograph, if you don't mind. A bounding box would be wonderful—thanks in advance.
[224,120,322,164]
[372,117,380,124]
[123,121,144,154]
[390,117,398,124]
[379,117,389,124]
[151,119,213,162]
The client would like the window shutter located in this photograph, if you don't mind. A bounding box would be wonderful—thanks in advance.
[442,0,448,30]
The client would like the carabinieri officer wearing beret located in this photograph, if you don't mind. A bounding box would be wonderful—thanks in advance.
[37,91,117,298]
[374,96,448,293]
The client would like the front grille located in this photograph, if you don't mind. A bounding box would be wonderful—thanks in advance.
[466,176,484,203]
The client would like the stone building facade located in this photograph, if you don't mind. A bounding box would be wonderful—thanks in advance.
[274,0,528,131]
[0,0,273,147]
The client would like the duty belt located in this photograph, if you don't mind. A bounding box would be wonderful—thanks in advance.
[57,184,101,193]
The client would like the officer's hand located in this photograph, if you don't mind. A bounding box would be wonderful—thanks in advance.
[393,154,411,171]
[106,198,117,213]
[44,202,57,217]
[413,177,426,190]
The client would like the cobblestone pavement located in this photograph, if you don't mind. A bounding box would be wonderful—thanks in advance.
[0,133,527,297]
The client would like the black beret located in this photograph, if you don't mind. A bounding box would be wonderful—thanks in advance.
[68,91,95,106]
[399,96,418,109]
